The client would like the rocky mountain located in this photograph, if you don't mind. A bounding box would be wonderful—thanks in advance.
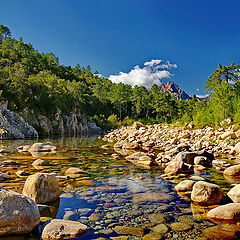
[159,82,193,100]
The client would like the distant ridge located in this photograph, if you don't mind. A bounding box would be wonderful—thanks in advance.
[159,81,204,100]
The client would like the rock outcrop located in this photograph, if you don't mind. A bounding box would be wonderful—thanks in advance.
[0,102,38,138]
[0,102,102,138]
[0,187,40,235]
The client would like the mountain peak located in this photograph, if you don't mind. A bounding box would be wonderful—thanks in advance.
[159,81,192,100]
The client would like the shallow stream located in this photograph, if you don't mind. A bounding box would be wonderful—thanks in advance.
[0,137,239,240]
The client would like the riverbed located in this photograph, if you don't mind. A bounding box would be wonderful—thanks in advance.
[0,137,239,240]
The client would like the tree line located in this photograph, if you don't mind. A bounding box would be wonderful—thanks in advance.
[0,24,240,131]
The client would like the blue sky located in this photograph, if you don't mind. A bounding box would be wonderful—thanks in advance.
[1,0,240,95]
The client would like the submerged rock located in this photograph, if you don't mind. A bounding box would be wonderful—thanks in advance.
[0,187,40,235]
[113,226,145,237]
[42,219,89,240]
[65,167,87,178]
[22,173,61,204]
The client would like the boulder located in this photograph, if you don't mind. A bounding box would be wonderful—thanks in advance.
[22,173,61,204]
[191,181,224,205]
[42,219,89,240]
[0,187,40,235]
[164,159,193,174]
[174,180,195,192]
[223,164,240,176]
[207,203,240,223]
[29,142,56,152]
[175,151,196,165]
[227,184,240,203]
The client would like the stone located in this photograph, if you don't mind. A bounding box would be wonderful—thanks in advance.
[194,156,209,166]
[101,145,111,149]
[207,203,240,223]
[142,233,163,240]
[174,180,195,192]
[223,164,240,176]
[32,159,50,167]
[0,172,11,181]
[219,131,236,140]
[175,151,197,164]
[113,226,145,237]
[15,170,29,177]
[169,222,192,231]
[65,167,87,178]
[1,160,19,166]
[42,219,89,240]
[132,122,145,129]
[227,184,240,203]
[22,173,61,204]
[0,187,40,235]
[233,142,240,153]
[17,145,31,152]
[164,159,193,174]
[29,142,56,152]
[63,211,79,221]
[151,224,168,234]
[148,213,166,223]
[191,181,224,205]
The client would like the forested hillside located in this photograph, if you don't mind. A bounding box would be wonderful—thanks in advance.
[1,24,240,132]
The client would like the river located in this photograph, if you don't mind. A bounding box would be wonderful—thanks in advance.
[0,137,238,240]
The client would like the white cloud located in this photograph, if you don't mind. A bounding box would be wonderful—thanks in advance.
[109,59,177,89]
[196,94,210,99]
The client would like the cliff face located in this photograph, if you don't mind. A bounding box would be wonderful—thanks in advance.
[0,103,102,138]
[159,82,192,100]
[22,109,103,137]
[0,102,38,138]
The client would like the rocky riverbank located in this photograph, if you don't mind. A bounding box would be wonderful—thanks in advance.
[101,122,240,226]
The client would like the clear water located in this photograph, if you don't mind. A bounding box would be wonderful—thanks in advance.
[0,137,239,240]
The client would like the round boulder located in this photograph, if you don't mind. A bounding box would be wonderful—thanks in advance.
[191,181,224,205]
[22,173,61,204]
[0,187,40,235]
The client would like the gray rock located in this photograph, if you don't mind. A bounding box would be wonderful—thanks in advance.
[0,187,40,235]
